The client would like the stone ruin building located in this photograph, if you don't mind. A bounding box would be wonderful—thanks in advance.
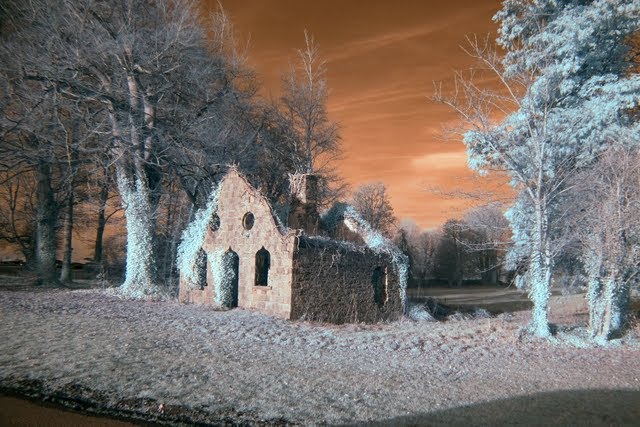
[178,168,405,324]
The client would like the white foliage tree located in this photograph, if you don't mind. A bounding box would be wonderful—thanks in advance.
[342,206,409,312]
[176,185,220,289]
[5,0,256,297]
[436,0,640,337]
[570,146,640,340]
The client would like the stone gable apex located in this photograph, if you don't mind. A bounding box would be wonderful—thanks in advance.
[216,167,291,238]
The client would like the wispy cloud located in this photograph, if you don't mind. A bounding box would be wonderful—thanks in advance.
[325,23,450,63]
[411,151,468,170]
[329,85,422,112]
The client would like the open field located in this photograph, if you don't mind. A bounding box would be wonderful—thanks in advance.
[1,279,640,425]
[408,285,566,314]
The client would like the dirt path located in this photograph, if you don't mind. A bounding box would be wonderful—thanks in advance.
[1,287,639,425]
[0,396,134,426]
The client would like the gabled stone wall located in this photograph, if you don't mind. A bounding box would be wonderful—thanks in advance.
[179,170,297,319]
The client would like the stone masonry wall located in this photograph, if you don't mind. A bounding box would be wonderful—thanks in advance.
[290,241,403,323]
[178,268,216,305]
[179,170,297,319]
[287,174,320,235]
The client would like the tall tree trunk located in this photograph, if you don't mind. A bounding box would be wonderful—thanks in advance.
[159,187,175,283]
[586,244,606,338]
[486,250,499,285]
[116,167,159,297]
[166,229,180,287]
[587,275,607,338]
[598,274,631,340]
[35,158,58,286]
[21,241,37,272]
[483,266,499,286]
[60,121,78,284]
[586,235,632,341]
[608,281,630,336]
[108,70,161,297]
[59,189,73,283]
[528,202,551,337]
[528,251,551,337]
[93,177,109,266]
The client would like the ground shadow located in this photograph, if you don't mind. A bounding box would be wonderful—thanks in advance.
[0,396,135,427]
[364,389,640,426]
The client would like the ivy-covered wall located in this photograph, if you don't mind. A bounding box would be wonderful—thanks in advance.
[290,239,403,323]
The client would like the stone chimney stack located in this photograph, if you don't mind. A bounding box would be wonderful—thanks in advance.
[290,173,319,205]
[288,173,320,234]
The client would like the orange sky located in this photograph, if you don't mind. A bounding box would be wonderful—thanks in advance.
[215,0,509,229]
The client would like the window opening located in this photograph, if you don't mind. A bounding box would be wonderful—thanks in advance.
[255,247,271,286]
[209,213,220,231]
[372,266,388,307]
[243,212,255,230]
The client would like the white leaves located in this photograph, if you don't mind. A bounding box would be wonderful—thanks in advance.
[176,184,221,288]
[342,205,409,312]
[479,0,640,254]
[209,248,236,306]
[116,171,159,298]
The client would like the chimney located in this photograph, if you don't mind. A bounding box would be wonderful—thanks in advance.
[289,173,319,205]
[288,173,320,234]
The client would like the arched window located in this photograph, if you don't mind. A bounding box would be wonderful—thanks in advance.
[371,266,388,307]
[255,247,271,286]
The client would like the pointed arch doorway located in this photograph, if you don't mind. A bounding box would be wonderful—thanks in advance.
[219,248,239,308]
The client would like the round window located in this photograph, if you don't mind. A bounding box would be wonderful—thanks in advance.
[242,212,255,230]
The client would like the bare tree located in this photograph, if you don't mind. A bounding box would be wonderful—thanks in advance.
[394,219,438,287]
[419,229,441,284]
[1,0,263,296]
[88,163,119,268]
[58,117,79,284]
[394,226,415,285]
[433,219,469,287]
[278,31,345,207]
[0,170,36,263]
[351,182,396,238]
[462,204,510,285]
[0,68,68,284]
[2,4,116,284]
